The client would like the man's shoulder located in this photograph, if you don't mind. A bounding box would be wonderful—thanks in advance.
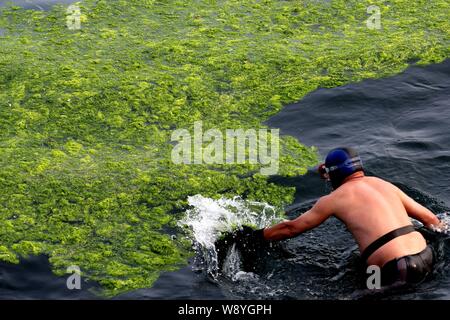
[364,176,398,190]
[332,175,399,201]
[364,175,393,184]
[313,194,333,208]
[343,175,391,188]
[317,193,340,209]
[364,175,383,182]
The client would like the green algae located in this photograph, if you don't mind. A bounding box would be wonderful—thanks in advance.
[0,0,448,296]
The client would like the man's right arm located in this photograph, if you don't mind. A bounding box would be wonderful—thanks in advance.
[396,187,440,228]
[263,195,334,241]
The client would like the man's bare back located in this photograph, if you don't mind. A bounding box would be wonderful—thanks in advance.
[325,174,434,267]
[261,147,440,273]
[263,172,440,267]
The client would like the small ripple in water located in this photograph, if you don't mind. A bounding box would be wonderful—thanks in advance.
[178,194,450,300]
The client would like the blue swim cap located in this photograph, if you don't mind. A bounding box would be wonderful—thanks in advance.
[325,147,364,189]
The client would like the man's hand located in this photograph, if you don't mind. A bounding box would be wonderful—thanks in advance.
[231,226,266,250]
[429,221,448,233]
[215,226,268,273]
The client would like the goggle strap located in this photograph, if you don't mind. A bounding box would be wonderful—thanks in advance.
[326,156,361,173]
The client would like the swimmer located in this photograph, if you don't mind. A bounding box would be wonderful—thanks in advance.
[235,147,443,286]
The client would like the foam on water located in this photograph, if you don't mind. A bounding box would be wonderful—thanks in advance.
[221,243,259,282]
[179,194,283,278]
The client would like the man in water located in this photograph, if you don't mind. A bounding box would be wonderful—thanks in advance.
[238,147,442,286]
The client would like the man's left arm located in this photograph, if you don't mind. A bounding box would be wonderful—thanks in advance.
[263,195,334,241]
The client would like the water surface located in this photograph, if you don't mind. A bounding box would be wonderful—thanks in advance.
[129,59,450,300]
[0,57,448,299]
[0,0,78,11]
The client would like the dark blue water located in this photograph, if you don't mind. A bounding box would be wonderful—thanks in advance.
[0,56,449,299]
[131,59,450,300]
[0,0,78,11]
[263,59,450,300]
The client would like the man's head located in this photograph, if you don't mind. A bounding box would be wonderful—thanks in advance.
[318,147,364,189]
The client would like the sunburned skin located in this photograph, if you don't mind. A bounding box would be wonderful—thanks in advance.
[264,172,441,267]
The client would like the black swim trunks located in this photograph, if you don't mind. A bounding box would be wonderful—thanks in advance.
[360,225,435,286]
[380,245,434,285]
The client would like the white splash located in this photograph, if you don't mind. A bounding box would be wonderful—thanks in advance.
[178,194,283,279]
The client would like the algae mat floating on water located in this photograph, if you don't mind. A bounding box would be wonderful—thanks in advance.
[0,0,448,296]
